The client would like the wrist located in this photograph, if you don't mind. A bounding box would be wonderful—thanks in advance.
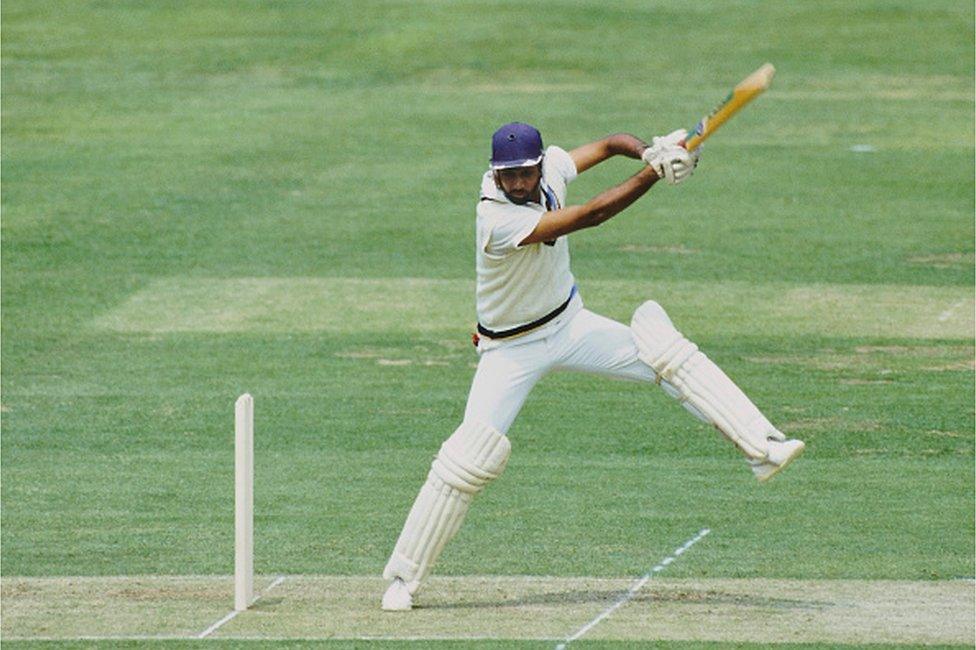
[639,165,660,182]
[633,134,650,159]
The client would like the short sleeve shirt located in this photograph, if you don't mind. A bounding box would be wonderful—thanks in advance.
[475,145,578,332]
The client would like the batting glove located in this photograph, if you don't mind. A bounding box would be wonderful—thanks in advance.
[640,128,688,165]
[644,145,695,185]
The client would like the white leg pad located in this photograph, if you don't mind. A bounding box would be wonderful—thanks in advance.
[383,420,511,594]
[631,301,777,460]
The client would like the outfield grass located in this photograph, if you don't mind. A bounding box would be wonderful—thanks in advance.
[2,0,973,647]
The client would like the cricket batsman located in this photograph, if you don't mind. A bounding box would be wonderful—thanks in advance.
[380,122,805,610]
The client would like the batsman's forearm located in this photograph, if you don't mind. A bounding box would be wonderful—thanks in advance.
[605,133,650,160]
[580,166,659,227]
[519,166,659,244]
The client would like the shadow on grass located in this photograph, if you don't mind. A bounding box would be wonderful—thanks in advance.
[424,587,835,611]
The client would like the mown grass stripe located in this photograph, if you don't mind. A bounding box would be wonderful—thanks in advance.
[91,277,974,339]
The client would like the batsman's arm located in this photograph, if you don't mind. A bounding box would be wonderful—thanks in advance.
[519,166,659,245]
[568,133,649,174]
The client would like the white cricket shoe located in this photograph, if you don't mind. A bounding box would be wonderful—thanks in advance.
[381,577,412,611]
[750,438,805,483]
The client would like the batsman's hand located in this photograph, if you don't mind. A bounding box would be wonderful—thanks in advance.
[641,128,700,185]
[643,145,695,185]
[641,128,687,163]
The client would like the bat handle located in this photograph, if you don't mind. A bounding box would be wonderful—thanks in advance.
[682,119,706,151]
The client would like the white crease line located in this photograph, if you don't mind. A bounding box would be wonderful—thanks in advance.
[5,636,194,642]
[555,528,711,650]
[196,610,240,639]
[5,635,564,642]
[938,300,966,322]
[197,575,286,638]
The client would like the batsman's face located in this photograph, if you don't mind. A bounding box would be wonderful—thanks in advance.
[495,165,542,205]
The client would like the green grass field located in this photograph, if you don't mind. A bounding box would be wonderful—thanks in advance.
[2,0,974,647]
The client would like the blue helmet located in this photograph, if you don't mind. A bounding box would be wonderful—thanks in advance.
[490,122,544,169]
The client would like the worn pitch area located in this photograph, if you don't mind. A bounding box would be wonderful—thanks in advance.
[2,575,972,644]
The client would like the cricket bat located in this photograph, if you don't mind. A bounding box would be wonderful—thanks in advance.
[683,63,775,151]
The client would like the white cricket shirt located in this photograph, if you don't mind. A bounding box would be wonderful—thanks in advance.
[475,145,580,336]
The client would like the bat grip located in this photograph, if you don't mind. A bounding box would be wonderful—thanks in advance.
[683,119,707,151]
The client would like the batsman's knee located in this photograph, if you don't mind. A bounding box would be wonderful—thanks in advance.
[630,300,696,380]
[632,300,673,329]
[431,420,511,494]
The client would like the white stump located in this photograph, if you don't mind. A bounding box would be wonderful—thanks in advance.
[234,393,254,611]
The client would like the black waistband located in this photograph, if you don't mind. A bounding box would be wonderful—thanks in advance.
[477,287,577,340]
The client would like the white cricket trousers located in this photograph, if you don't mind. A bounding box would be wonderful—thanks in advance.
[464,308,656,434]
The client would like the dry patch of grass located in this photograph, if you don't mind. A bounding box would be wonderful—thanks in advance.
[908,252,975,269]
[747,344,974,379]
[335,341,473,368]
[467,82,592,93]
[926,430,965,440]
[923,359,976,372]
[779,416,882,434]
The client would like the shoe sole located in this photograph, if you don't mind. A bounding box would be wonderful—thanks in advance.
[755,441,805,483]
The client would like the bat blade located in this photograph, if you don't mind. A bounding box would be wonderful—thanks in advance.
[684,63,775,151]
